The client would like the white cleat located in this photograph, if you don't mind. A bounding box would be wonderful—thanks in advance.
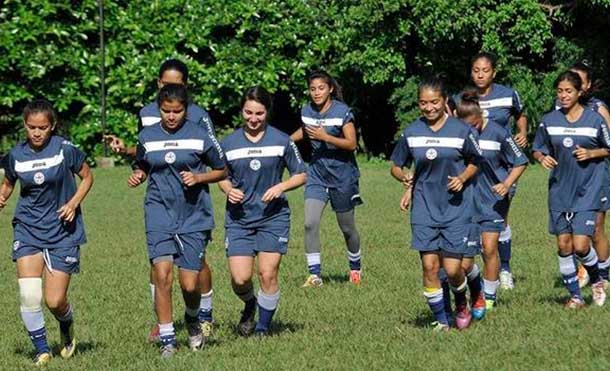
[499,270,514,290]
[592,281,606,307]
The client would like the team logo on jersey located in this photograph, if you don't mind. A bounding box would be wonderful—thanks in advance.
[33,172,45,185]
[249,159,261,171]
[65,256,78,263]
[482,109,489,118]
[164,151,176,164]
[563,137,574,148]
[425,148,438,160]
[13,241,20,251]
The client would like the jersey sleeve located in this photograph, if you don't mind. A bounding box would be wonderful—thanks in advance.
[134,134,150,173]
[199,114,216,136]
[532,122,551,155]
[201,131,226,170]
[1,152,17,184]
[390,133,412,168]
[284,139,306,176]
[343,107,355,126]
[62,141,86,174]
[596,119,610,149]
[511,90,524,116]
[463,128,484,166]
[501,133,528,168]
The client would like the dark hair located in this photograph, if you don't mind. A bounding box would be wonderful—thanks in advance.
[158,59,188,84]
[471,52,498,70]
[157,83,189,109]
[23,99,57,127]
[240,86,273,112]
[418,74,448,100]
[554,70,583,91]
[456,87,482,119]
[570,62,592,82]
[307,70,343,101]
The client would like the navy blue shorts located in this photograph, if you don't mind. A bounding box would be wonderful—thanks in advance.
[305,183,363,213]
[411,224,480,257]
[225,224,289,257]
[12,244,80,274]
[600,185,610,212]
[549,211,597,236]
[479,218,505,233]
[147,231,210,271]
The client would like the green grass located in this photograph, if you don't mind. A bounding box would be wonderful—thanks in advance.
[1,163,609,370]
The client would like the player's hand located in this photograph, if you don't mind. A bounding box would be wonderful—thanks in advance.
[0,194,7,210]
[103,135,126,154]
[573,145,592,161]
[539,155,558,170]
[513,132,528,148]
[304,125,328,141]
[447,176,464,192]
[180,171,199,187]
[128,169,147,187]
[492,183,509,197]
[227,188,245,204]
[262,184,284,203]
[57,202,78,222]
[401,174,413,189]
[399,190,412,211]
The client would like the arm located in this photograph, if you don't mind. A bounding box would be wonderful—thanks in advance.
[0,177,15,210]
[533,151,558,169]
[598,106,610,128]
[103,134,137,157]
[492,165,526,197]
[304,122,357,151]
[572,146,610,162]
[181,167,228,187]
[390,164,413,189]
[290,127,304,143]
[513,113,528,147]
[448,164,478,192]
[57,163,94,222]
[218,179,245,204]
[261,172,307,203]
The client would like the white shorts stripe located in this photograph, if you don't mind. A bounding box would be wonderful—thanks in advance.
[14,150,64,173]
[479,140,501,151]
[547,126,598,137]
[141,116,160,127]
[407,136,464,149]
[302,116,344,127]
[225,145,285,161]
[144,139,204,153]
[479,97,513,109]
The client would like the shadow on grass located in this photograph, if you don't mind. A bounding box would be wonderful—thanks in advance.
[14,340,100,358]
[321,273,349,284]
[406,312,436,329]
[230,320,305,338]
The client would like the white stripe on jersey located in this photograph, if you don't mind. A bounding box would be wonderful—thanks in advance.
[407,137,465,149]
[479,140,501,151]
[225,146,285,161]
[144,139,205,153]
[15,150,64,173]
[546,127,598,137]
[302,116,343,127]
[141,116,160,127]
[479,97,513,109]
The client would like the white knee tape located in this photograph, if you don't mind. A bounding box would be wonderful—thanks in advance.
[499,225,512,242]
[18,278,43,312]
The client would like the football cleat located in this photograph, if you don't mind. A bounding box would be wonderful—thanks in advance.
[200,320,214,340]
[59,320,76,359]
[186,316,203,351]
[455,303,472,330]
[430,321,450,333]
[577,265,590,288]
[485,299,496,311]
[565,296,585,310]
[301,274,323,288]
[349,270,362,285]
[33,352,51,367]
[160,344,177,359]
[471,293,486,320]
[237,300,257,337]
[499,270,514,290]
[592,281,606,307]
[148,324,160,343]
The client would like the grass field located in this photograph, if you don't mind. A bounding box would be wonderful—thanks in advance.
[1,162,610,370]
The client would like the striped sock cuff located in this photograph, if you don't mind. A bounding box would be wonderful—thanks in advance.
[257,289,280,311]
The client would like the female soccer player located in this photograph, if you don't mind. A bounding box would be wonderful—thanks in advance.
[219,86,306,337]
[456,90,528,313]
[128,84,226,357]
[106,59,218,342]
[470,52,528,290]
[554,63,610,288]
[390,76,483,331]
[532,71,610,309]
[290,70,362,287]
[0,100,93,366]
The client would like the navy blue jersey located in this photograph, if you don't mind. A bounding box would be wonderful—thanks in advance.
[554,96,609,114]
[475,120,528,221]
[533,109,610,212]
[1,136,87,248]
[478,83,524,129]
[222,126,306,228]
[138,101,215,134]
[391,117,483,226]
[136,120,225,234]
[301,100,359,188]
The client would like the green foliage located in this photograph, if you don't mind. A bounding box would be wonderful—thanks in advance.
[1,1,610,159]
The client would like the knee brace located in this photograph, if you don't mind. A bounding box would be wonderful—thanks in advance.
[18,278,43,312]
